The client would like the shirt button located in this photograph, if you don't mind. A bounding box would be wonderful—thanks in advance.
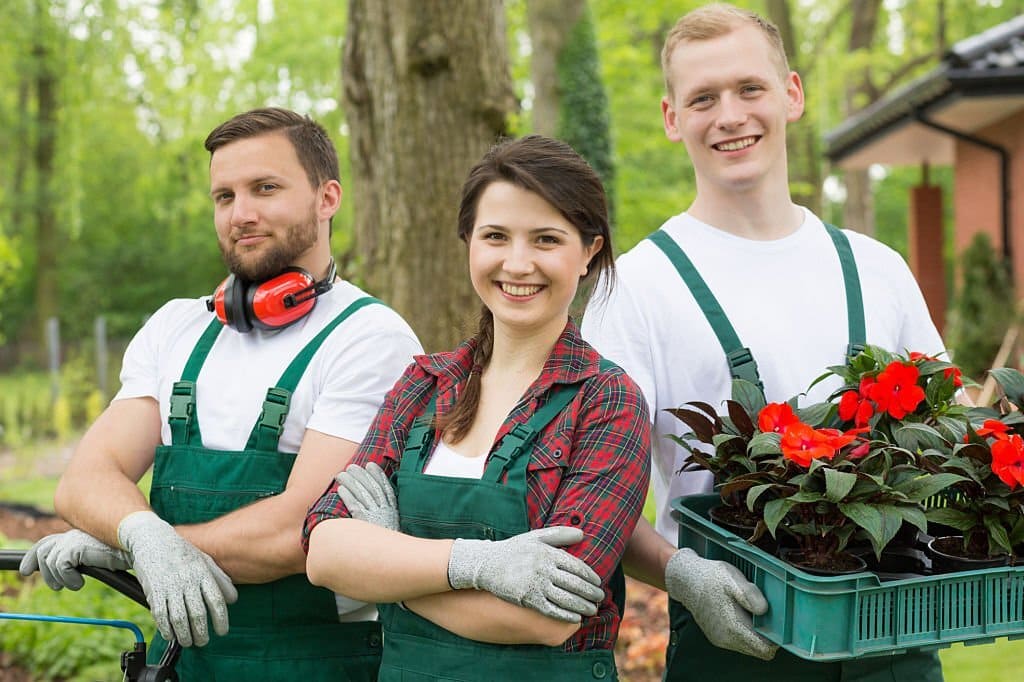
[592,661,607,679]
[553,448,562,459]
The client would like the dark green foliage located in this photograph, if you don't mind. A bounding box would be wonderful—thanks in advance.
[947,233,1018,379]
[556,7,617,226]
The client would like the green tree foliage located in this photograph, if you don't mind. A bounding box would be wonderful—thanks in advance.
[556,5,616,225]
[947,233,1018,379]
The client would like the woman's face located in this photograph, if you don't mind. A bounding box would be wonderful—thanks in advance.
[468,181,602,339]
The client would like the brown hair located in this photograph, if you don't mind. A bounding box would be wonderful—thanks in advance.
[661,3,790,98]
[440,134,614,443]
[204,107,340,190]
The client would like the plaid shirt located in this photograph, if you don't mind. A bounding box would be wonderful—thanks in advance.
[304,319,651,651]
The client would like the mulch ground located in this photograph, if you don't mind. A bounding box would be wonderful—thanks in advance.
[0,505,670,681]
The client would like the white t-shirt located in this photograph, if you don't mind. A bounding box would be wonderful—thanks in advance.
[116,280,423,453]
[423,441,487,479]
[581,208,945,543]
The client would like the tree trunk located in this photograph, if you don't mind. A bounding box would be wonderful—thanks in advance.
[27,3,60,365]
[526,0,585,137]
[344,0,516,352]
[842,0,881,236]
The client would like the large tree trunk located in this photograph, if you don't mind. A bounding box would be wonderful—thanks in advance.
[842,0,881,235]
[344,0,516,351]
[27,2,59,365]
[526,0,585,137]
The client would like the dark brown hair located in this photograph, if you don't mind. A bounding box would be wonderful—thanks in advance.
[204,107,340,189]
[441,134,615,443]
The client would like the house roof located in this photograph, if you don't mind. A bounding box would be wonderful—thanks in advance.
[825,14,1024,169]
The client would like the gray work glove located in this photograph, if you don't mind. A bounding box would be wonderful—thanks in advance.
[335,462,399,532]
[665,548,778,661]
[448,526,605,623]
[117,511,238,648]
[19,529,132,591]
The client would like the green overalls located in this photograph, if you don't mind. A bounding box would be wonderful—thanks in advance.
[650,226,943,682]
[376,372,622,681]
[146,298,383,681]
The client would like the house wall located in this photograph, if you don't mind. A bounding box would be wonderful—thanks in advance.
[953,109,1024,293]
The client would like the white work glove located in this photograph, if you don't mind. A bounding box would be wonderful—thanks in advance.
[117,511,238,648]
[448,526,605,623]
[19,529,132,591]
[665,548,777,661]
[335,462,399,532]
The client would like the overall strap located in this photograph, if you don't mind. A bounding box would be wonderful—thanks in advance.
[648,230,763,392]
[169,318,223,446]
[482,359,616,484]
[398,394,439,475]
[824,223,867,360]
[247,297,382,451]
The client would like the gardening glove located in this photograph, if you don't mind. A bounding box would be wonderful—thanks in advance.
[117,511,238,648]
[19,529,132,591]
[665,548,777,661]
[448,526,605,623]
[335,462,399,532]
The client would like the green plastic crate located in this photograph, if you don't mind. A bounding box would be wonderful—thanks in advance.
[671,494,1024,661]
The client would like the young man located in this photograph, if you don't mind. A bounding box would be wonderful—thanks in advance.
[581,5,945,681]
[20,108,423,680]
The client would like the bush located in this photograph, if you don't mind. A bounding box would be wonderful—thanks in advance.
[946,233,1018,379]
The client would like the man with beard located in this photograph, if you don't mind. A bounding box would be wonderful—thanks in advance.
[19,108,422,681]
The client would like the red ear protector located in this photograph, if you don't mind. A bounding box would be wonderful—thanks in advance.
[206,260,336,333]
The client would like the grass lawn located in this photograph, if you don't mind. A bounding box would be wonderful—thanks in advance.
[941,638,1024,680]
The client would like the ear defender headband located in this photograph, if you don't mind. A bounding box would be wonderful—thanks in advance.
[206,260,337,333]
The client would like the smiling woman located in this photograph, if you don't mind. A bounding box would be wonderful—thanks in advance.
[304,135,651,681]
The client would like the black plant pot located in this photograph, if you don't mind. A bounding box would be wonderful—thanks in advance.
[926,536,1010,574]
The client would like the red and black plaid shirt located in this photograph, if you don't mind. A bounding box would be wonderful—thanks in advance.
[304,319,651,651]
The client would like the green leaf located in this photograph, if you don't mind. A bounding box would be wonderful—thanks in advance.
[895,506,928,533]
[763,497,794,536]
[823,468,857,502]
[666,408,716,443]
[893,423,947,451]
[796,401,833,427]
[925,507,977,531]
[983,515,1013,555]
[989,367,1024,408]
[839,502,884,548]
[896,473,968,503]
[746,483,774,511]
[747,431,782,456]
[732,379,766,417]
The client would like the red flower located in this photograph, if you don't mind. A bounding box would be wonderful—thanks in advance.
[758,402,800,434]
[838,376,876,426]
[991,434,1024,489]
[978,419,1010,440]
[780,422,836,467]
[909,351,963,388]
[867,361,926,419]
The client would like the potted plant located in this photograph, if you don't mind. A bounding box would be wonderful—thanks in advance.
[672,346,970,575]
[923,367,1024,571]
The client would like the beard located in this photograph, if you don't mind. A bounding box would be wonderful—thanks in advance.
[220,206,319,282]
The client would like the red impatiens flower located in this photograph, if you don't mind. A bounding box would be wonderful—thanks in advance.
[991,433,1024,489]
[867,361,926,419]
[910,351,963,388]
[758,402,800,434]
[838,376,877,426]
[977,419,1010,440]
[780,422,836,467]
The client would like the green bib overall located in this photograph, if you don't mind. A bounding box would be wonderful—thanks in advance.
[650,226,943,681]
[147,298,384,681]
[377,373,621,681]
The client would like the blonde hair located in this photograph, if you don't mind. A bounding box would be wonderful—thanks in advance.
[661,3,790,98]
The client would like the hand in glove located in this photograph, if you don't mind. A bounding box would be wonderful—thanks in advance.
[19,529,132,591]
[665,548,778,661]
[118,511,238,648]
[335,462,399,532]
[448,526,605,623]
